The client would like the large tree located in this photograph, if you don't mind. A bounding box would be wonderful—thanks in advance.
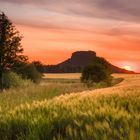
[81,57,112,85]
[0,12,27,90]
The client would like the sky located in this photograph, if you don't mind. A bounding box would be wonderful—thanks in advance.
[0,0,140,72]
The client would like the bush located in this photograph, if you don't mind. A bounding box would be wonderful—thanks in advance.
[32,61,45,73]
[81,57,112,86]
[15,63,43,83]
[3,72,31,89]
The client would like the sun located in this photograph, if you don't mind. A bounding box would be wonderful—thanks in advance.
[122,65,132,71]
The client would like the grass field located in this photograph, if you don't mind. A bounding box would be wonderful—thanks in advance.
[0,73,86,112]
[0,74,140,140]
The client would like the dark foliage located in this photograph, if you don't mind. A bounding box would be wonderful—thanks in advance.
[81,57,112,84]
[15,63,42,83]
[32,61,46,73]
[0,12,27,89]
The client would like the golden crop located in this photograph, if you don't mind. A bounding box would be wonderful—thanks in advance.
[0,74,140,140]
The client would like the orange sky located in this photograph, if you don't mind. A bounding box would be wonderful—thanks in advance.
[0,0,140,72]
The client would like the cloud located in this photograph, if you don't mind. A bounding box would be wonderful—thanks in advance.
[1,0,140,39]
[1,0,140,23]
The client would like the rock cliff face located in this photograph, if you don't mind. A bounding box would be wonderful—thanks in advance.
[46,51,135,73]
[58,51,96,67]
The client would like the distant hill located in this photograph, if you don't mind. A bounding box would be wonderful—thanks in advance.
[58,51,96,67]
[45,51,135,74]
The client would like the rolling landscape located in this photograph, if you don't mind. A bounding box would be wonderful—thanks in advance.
[0,0,140,140]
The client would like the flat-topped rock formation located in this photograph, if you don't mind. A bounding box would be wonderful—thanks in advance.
[45,51,135,73]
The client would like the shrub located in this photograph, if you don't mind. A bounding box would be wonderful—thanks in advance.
[81,57,112,85]
[15,63,43,83]
[3,72,31,89]
[32,61,45,73]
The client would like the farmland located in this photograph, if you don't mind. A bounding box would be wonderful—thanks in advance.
[43,73,81,79]
[0,74,140,140]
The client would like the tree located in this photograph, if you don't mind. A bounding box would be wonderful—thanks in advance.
[0,12,27,90]
[15,63,42,83]
[32,61,45,73]
[81,57,112,85]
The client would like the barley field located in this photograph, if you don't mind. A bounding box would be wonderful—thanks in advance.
[0,74,140,140]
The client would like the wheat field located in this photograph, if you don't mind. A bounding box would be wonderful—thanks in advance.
[43,73,81,79]
[0,74,140,140]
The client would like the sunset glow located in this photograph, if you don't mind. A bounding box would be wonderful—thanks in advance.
[0,0,140,72]
[122,66,132,71]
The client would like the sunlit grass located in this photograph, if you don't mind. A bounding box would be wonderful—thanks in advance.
[0,73,114,112]
[0,82,88,112]
[0,74,139,139]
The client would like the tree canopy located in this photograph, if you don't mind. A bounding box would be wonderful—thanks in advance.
[0,12,27,89]
[81,57,112,85]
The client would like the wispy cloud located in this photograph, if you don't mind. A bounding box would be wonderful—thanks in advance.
[1,0,140,22]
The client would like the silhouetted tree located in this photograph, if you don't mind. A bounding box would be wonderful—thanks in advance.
[0,12,27,90]
[32,61,45,73]
[81,57,112,84]
[16,63,42,83]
